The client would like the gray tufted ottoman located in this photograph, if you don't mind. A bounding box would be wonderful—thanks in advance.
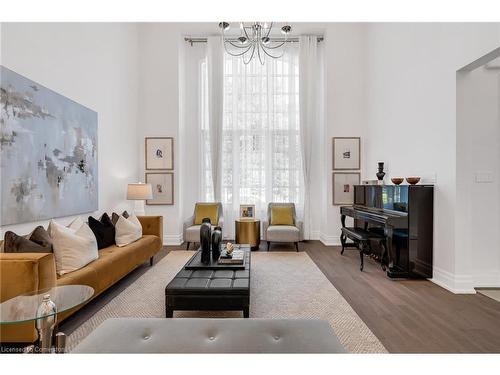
[71,318,345,353]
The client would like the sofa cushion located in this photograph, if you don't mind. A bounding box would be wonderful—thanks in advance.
[88,213,116,249]
[3,226,53,253]
[270,206,294,226]
[266,225,300,242]
[115,214,142,247]
[111,211,129,225]
[194,204,219,225]
[49,218,98,276]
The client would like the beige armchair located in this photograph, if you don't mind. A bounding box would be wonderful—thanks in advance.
[183,202,224,250]
[263,203,304,252]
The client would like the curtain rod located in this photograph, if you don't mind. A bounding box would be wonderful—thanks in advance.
[184,36,324,46]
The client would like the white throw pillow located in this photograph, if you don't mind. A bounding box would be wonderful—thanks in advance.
[48,217,98,276]
[115,214,142,247]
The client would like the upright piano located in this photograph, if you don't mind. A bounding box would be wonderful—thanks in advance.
[340,184,434,278]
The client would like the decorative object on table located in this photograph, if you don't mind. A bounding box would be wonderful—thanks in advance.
[219,22,292,65]
[391,177,404,185]
[0,66,98,226]
[235,218,261,250]
[332,172,361,205]
[211,226,222,261]
[200,218,212,264]
[35,294,57,353]
[145,137,174,170]
[145,172,174,205]
[332,137,360,170]
[226,242,234,255]
[218,249,245,265]
[239,204,255,218]
[127,182,152,215]
[376,162,386,183]
[406,176,421,185]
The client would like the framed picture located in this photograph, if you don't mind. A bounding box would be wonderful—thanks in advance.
[332,137,360,170]
[145,137,174,170]
[239,204,255,218]
[333,172,360,205]
[145,172,174,205]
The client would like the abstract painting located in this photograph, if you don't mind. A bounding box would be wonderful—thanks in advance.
[0,66,98,225]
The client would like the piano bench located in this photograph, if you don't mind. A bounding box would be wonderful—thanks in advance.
[340,227,387,272]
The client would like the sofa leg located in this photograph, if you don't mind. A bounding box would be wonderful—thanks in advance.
[150,256,154,266]
[295,242,299,252]
[186,242,190,250]
[267,241,270,251]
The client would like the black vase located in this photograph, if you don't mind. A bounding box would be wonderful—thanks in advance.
[211,226,222,261]
[376,162,386,181]
[200,218,212,264]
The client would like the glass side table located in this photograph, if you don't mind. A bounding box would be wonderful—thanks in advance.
[0,285,94,353]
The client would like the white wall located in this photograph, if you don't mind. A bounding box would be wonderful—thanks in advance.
[457,66,500,288]
[0,23,140,235]
[320,23,368,245]
[137,23,184,244]
[364,23,500,293]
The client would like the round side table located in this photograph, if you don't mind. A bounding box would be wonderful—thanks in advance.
[235,219,261,250]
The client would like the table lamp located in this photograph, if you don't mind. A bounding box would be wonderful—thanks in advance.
[127,182,153,216]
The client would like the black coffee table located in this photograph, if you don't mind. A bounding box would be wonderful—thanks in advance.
[165,246,251,318]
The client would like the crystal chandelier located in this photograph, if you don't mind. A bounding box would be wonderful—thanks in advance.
[219,22,292,65]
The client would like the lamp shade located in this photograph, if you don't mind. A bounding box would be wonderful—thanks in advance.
[127,183,153,200]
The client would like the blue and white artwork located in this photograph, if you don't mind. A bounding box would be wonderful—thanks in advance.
[0,66,98,225]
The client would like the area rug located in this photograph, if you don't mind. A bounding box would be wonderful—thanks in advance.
[67,251,387,353]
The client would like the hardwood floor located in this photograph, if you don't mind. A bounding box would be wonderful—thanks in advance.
[60,240,500,353]
[301,241,500,353]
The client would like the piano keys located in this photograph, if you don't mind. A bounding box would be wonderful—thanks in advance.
[340,184,434,278]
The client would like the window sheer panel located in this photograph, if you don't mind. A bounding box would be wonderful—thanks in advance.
[202,44,303,238]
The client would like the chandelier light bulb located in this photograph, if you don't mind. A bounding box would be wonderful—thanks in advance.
[238,36,248,45]
[281,25,292,35]
[261,36,270,45]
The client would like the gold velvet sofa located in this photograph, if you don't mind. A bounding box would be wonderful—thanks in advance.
[0,216,163,344]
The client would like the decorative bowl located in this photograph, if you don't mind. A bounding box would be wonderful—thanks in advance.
[406,177,421,185]
[391,177,404,185]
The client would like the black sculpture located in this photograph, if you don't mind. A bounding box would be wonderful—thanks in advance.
[376,162,386,181]
[200,218,212,264]
[211,226,222,261]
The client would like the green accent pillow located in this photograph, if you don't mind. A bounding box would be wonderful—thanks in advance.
[271,206,294,226]
[194,204,219,225]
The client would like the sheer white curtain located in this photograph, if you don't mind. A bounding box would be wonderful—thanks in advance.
[299,36,321,240]
[201,43,303,238]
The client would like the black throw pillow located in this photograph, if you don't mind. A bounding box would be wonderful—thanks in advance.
[4,226,53,253]
[88,213,116,249]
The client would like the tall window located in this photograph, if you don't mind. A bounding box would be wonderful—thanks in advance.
[201,46,303,236]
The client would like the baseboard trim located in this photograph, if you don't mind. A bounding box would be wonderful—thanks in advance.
[163,234,183,246]
[319,232,341,246]
[430,266,476,294]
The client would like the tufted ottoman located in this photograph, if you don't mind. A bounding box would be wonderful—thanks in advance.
[71,318,345,353]
[165,248,251,318]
